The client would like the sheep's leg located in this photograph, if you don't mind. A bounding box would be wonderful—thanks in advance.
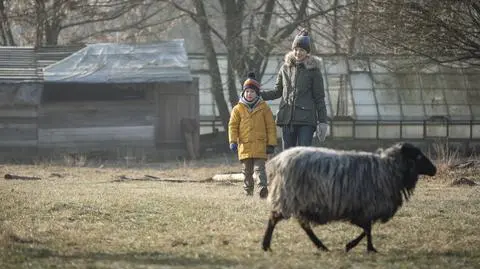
[346,221,377,253]
[364,222,377,253]
[345,232,365,252]
[262,211,284,251]
[298,220,329,251]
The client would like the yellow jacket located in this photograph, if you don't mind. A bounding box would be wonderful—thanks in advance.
[228,99,277,160]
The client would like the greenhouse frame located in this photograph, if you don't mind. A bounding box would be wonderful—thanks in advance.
[319,56,480,140]
[192,54,480,141]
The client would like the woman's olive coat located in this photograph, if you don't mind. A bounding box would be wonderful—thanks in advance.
[261,52,327,126]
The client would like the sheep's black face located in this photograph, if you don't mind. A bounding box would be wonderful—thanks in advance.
[400,143,437,176]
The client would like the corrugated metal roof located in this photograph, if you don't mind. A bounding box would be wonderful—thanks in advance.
[43,39,192,83]
[0,46,39,82]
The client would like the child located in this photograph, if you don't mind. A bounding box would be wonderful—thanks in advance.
[228,72,277,198]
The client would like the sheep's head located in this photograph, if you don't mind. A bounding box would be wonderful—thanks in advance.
[400,142,437,177]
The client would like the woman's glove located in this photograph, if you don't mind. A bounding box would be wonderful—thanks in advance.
[315,122,329,143]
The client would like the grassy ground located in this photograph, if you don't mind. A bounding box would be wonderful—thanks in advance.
[0,155,479,269]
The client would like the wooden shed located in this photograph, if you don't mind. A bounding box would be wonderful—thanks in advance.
[0,47,42,158]
[0,40,199,161]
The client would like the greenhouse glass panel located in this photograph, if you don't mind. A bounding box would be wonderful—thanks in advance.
[324,58,347,74]
[442,74,467,90]
[449,125,471,138]
[426,124,447,137]
[199,91,213,105]
[350,73,373,89]
[399,89,423,104]
[197,74,211,90]
[444,90,469,104]
[378,124,401,139]
[329,89,355,118]
[472,124,480,138]
[396,73,421,89]
[422,89,445,105]
[353,90,375,104]
[264,57,284,74]
[402,105,425,119]
[378,105,401,120]
[419,74,443,89]
[375,89,399,104]
[372,73,398,89]
[465,73,480,88]
[327,75,348,90]
[332,122,354,137]
[348,59,369,72]
[370,60,390,72]
[425,105,448,117]
[324,94,330,105]
[448,105,471,119]
[438,65,464,73]
[355,105,378,119]
[261,76,277,90]
[329,90,339,114]
[325,102,333,118]
[355,124,377,138]
[402,124,424,138]
[200,105,215,116]
[467,90,480,104]
[330,91,354,116]
[418,64,440,73]
[470,105,480,119]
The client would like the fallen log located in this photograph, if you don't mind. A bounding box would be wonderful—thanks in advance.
[4,174,41,180]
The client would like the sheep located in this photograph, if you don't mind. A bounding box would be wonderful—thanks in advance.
[261,142,437,253]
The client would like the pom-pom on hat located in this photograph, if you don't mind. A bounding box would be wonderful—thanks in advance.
[291,28,311,53]
[242,72,261,96]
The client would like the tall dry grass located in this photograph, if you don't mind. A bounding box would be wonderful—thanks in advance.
[429,138,462,175]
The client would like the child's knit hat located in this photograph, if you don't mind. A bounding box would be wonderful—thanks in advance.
[291,29,311,53]
[242,72,261,96]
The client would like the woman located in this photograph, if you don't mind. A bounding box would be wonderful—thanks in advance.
[261,29,328,150]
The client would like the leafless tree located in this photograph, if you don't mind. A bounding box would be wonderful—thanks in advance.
[9,0,178,46]
[357,0,480,66]
[0,0,15,45]
[165,0,352,130]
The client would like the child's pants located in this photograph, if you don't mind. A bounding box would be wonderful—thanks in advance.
[241,158,267,193]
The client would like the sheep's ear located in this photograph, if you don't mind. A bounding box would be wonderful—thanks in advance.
[400,143,421,160]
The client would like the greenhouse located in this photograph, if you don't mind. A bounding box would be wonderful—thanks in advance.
[318,56,480,140]
[192,54,480,140]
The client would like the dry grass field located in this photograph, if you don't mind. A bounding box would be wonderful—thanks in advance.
[1,151,479,269]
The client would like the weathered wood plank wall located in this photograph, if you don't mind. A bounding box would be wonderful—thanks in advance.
[38,100,155,151]
[38,100,155,128]
[154,81,199,149]
[0,106,38,147]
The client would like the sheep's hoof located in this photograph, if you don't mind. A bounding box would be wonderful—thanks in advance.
[367,247,378,253]
[262,243,272,252]
[262,246,272,252]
